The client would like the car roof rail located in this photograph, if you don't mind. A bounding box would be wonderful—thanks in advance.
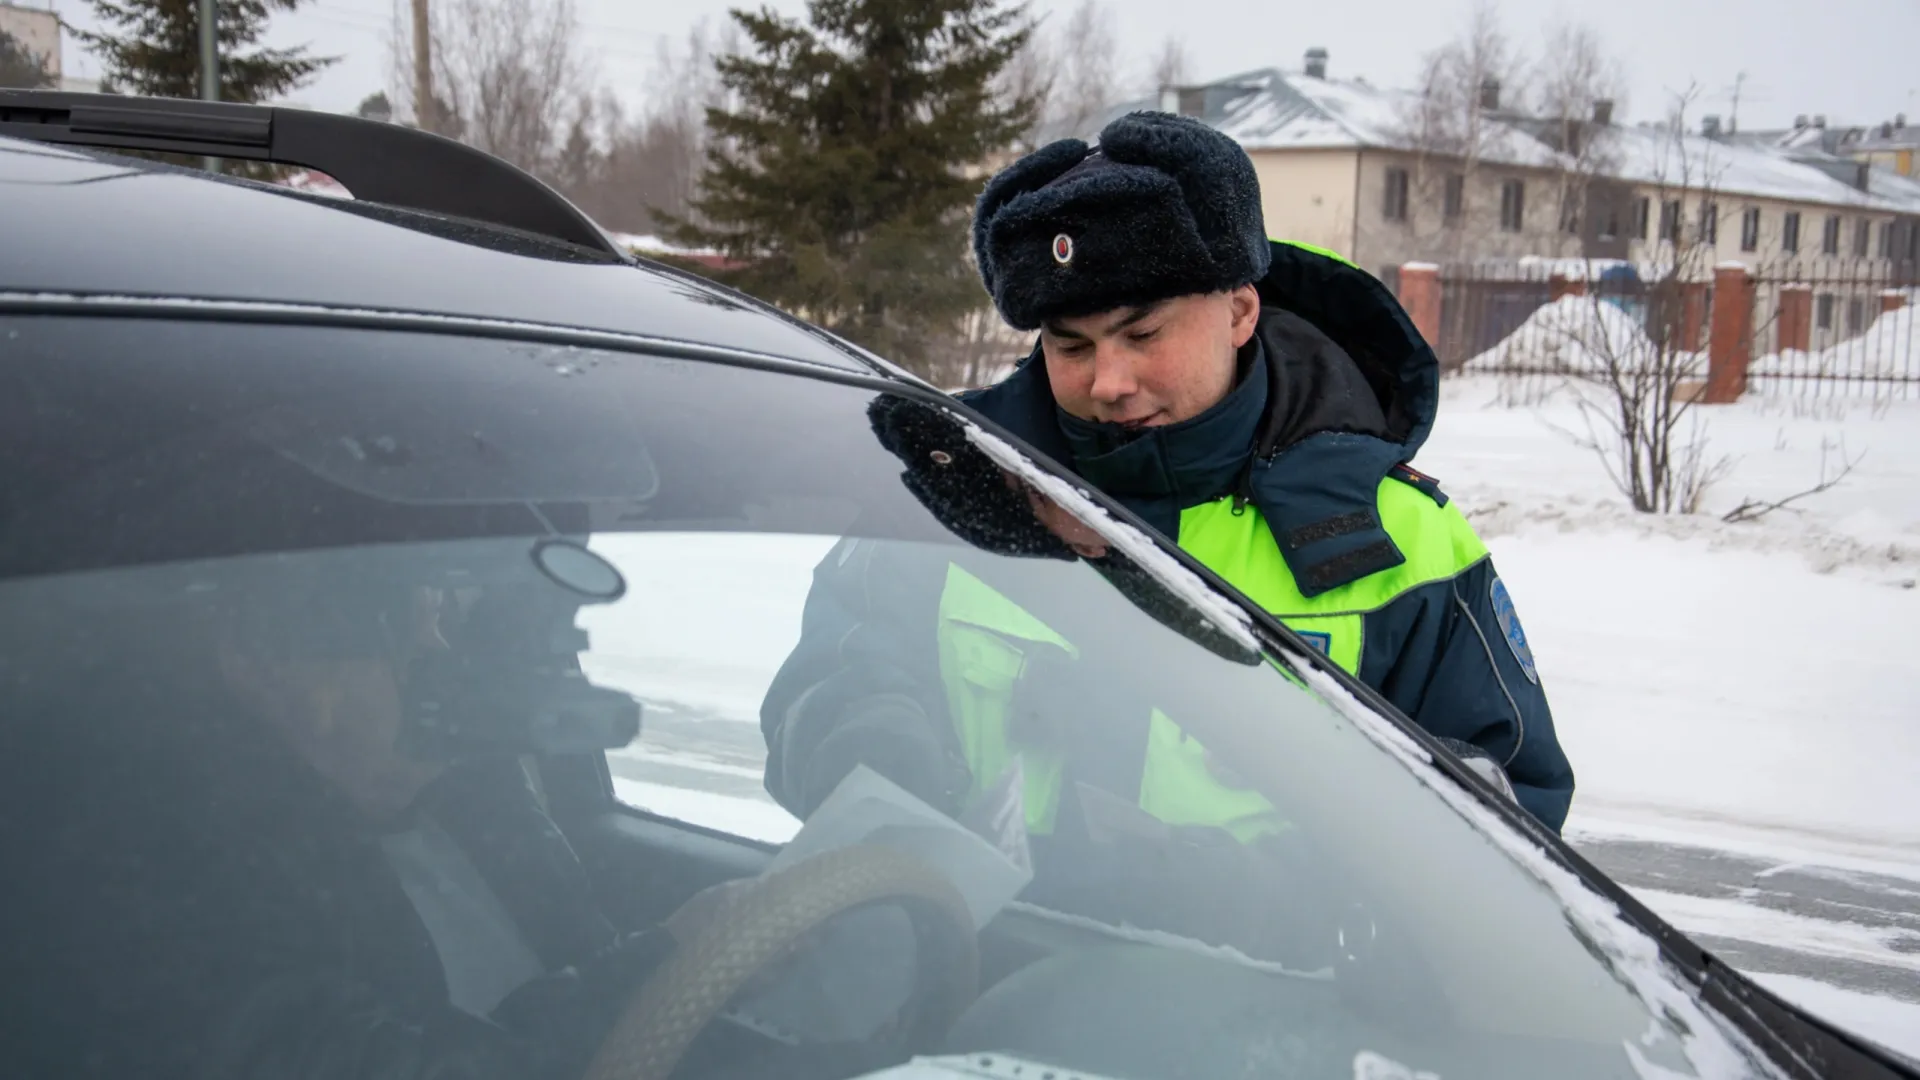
[0,90,621,256]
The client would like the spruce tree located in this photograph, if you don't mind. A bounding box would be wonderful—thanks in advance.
[78,0,332,103]
[0,30,56,90]
[665,0,1038,374]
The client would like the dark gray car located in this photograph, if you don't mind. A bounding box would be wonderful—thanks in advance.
[0,91,1909,1080]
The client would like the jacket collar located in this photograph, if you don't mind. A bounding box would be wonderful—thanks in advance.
[1054,339,1268,511]
[959,242,1441,597]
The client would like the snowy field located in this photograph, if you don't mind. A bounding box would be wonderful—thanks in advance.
[1422,373,1920,1058]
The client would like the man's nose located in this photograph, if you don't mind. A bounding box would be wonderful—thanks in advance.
[1086,344,1138,404]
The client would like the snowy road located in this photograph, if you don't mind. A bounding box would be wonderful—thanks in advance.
[1574,835,1920,1003]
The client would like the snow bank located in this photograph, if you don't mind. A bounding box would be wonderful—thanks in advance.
[1421,383,1920,858]
[1750,305,1918,388]
[1462,295,1706,379]
[1430,375,1920,573]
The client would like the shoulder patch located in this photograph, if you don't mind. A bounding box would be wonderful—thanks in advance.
[1388,463,1449,507]
[1488,576,1539,685]
[1293,629,1332,657]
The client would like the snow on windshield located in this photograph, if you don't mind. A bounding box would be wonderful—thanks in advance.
[963,423,1260,654]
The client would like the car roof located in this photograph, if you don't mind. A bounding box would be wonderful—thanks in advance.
[0,136,884,376]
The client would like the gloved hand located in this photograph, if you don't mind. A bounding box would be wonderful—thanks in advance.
[1432,735,1518,804]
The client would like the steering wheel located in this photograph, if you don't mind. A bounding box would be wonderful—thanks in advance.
[583,844,981,1080]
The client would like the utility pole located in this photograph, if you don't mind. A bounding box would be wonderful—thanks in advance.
[1728,70,1746,135]
[411,0,434,134]
[199,0,220,172]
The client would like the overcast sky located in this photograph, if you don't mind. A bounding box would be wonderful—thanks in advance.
[37,0,1920,132]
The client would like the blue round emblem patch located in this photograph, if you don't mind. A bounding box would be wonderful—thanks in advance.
[1489,577,1539,685]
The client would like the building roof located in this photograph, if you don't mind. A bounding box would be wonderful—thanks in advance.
[1061,66,1920,215]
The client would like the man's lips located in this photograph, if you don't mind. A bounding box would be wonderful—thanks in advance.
[1107,409,1166,430]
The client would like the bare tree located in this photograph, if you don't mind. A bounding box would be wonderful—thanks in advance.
[1535,88,1741,514]
[994,17,1055,152]
[1142,35,1191,95]
[1395,1,1530,262]
[386,0,591,178]
[1048,0,1118,137]
[437,0,591,177]
[1531,20,1625,257]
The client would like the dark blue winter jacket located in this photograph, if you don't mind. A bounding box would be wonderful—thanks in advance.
[761,242,1575,833]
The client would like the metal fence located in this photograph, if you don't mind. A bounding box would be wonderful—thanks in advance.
[1423,258,1920,402]
[1746,261,1920,401]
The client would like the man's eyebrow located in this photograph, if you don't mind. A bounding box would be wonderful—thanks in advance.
[1043,301,1165,341]
[1108,302,1164,332]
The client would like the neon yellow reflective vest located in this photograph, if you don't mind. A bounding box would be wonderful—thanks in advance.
[935,473,1488,839]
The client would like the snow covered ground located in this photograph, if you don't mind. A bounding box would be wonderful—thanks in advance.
[1422,374,1920,1058]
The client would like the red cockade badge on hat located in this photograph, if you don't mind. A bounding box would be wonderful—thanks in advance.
[1052,233,1074,266]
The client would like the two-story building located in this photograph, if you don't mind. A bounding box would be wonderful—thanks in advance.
[1044,55,1920,357]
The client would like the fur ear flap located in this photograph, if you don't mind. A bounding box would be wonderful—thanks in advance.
[972,138,1089,295]
[1099,112,1270,285]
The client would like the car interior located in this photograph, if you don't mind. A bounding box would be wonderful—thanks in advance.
[0,312,1744,1080]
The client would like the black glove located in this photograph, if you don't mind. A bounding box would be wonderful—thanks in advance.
[867,395,1075,562]
[1432,736,1518,804]
[489,928,676,1080]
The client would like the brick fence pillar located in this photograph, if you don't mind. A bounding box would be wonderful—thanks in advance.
[1881,289,1908,316]
[1777,283,1813,353]
[1680,281,1710,351]
[1705,263,1756,404]
[1549,272,1587,301]
[1397,262,1442,351]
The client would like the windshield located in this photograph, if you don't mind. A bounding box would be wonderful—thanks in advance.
[0,315,1764,1080]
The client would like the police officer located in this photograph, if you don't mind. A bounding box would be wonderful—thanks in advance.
[761,111,1575,838]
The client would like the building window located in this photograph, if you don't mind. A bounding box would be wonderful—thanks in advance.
[1878,220,1896,258]
[1383,167,1410,222]
[1558,191,1580,235]
[1632,196,1650,239]
[1700,202,1719,244]
[1854,219,1871,257]
[1782,211,1801,253]
[1659,199,1682,242]
[1909,219,1920,261]
[1816,293,1835,331]
[1846,297,1865,333]
[1499,179,1525,232]
[1442,173,1464,223]
[1822,215,1842,255]
[1598,197,1621,241]
[1740,207,1761,252]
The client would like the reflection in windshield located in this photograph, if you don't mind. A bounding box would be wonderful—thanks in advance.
[0,319,1767,1080]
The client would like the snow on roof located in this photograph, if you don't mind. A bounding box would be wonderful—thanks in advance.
[1186,68,1564,168]
[1086,69,1920,213]
[1600,124,1920,211]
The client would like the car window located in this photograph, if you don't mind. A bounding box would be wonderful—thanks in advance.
[0,315,1765,1080]
[583,531,825,844]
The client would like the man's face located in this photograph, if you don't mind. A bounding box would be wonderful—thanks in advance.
[217,587,452,821]
[1040,285,1262,427]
